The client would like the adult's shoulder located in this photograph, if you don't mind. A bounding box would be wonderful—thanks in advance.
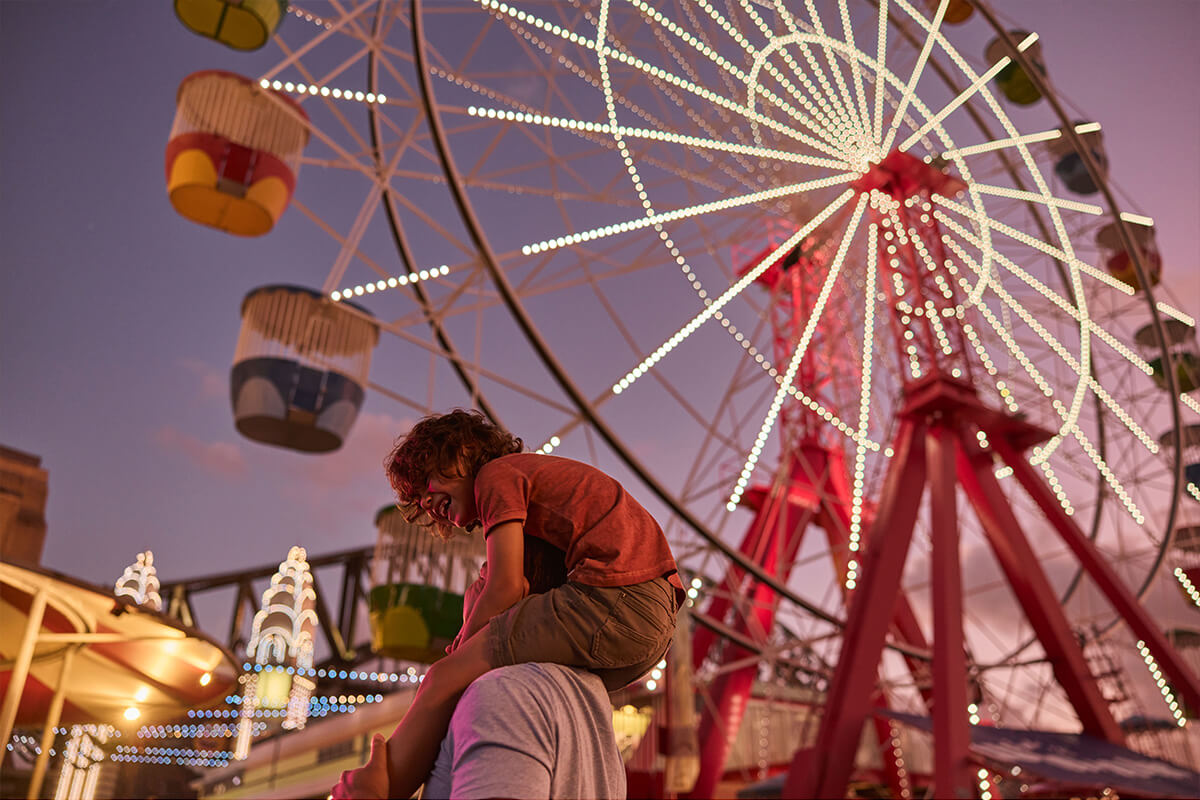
[470,662,603,692]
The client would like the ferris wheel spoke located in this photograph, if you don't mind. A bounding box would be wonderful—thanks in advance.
[522,173,855,258]
[638,32,763,180]
[609,188,855,397]
[933,195,1131,297]
[969,182,1102,217]
[766,0,862,142]
[835,0,873,137]
[798,0,871,141]
[935,214,1155,385]
[1181,393,1200,419]
[728,194,869,510]
[732,0,862,149]
[461,105,850,171]
[265,1,374,79]
[672,0,748,111]
[844,222,881,563]
[899,46,1034,154]
[870,0,889,145]
[946,272,1148,526]
[611,38,854,161]
[940,232,1094,426]
[941,122,1099,160]
[879,0,947,154]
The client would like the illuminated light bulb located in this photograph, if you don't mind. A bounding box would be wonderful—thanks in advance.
[124,707,141,721]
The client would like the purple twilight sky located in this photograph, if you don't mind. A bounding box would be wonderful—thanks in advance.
[2,0,1198,614]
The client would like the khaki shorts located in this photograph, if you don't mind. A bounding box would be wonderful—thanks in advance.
[487,576,680,692]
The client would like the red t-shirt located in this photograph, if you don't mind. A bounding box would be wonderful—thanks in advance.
[474,453,679,587]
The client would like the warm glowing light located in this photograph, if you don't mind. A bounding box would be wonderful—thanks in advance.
[260,77,386,105]
[332,265,450,302]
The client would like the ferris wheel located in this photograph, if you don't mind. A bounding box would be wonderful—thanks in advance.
[167,0,1200,795]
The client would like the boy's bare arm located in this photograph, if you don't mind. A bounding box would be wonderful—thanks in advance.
[459,521,527,643]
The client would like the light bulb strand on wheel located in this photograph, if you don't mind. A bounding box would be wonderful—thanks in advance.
[464,106,851,170]
[727,194,869,511]
[612,189,855,398]
[523,173,855,257]
[898,34,1038,152]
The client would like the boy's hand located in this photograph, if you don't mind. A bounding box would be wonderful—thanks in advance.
[330,734,389,799]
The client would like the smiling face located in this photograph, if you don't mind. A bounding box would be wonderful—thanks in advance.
[420,465,478,531]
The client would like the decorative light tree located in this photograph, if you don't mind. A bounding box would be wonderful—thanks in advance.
[113,551,162,611]
[51,552,166,800]
[234,546,318,760]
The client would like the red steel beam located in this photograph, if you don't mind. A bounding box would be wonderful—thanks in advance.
[784,417,927,798]
[927,423,975,798]
[992,436,1200,717]
[957,442,1124,743]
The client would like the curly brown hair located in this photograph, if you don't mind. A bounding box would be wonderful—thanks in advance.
[385,409,523,538]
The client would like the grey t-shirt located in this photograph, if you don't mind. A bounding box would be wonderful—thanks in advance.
[422,663,626,800]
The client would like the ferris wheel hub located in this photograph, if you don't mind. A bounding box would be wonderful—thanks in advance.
[853,149,968,201]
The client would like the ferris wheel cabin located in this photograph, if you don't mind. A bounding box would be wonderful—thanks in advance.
[166,71,309,237]
[986,31,1046,105]
[1096,220,1163,291]
[1158,424,1200,499]
[368,506,486,663]
[925,0,974,25]
[1049,122,1108,195]
[174,0,287,51]
[1134,319,1200,394]
[231,285,379,453]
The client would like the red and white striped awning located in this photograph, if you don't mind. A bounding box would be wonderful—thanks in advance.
[0,561,238,737]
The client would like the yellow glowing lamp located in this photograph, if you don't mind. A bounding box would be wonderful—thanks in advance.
[257,668,294,709]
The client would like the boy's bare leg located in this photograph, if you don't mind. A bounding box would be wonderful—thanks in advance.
[385,626,498,797]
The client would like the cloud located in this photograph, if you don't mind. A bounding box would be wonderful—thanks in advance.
[270,410,416,508]
[178,358,227,401]
[154,425,247,478]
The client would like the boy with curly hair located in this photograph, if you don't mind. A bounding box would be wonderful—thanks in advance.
[332,409,682,799]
